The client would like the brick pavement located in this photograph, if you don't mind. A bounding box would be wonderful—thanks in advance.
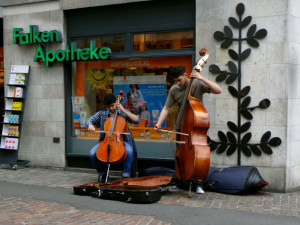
[0,165,299,224]
[0,196,171,225]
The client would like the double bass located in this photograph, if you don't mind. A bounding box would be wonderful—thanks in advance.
[174,49,211,183]
[96,91,127,167]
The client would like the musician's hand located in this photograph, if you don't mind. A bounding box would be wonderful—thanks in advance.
[154,124,161,132]
[190,70,204,80]
[87,124,96,132]
[116,102,125,112]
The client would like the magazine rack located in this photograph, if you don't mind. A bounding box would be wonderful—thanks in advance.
[0,65,30,170]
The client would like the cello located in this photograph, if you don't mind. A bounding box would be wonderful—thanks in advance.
[174,49,211,184]
[96,91,128,179]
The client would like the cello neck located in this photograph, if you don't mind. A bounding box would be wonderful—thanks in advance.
[109,96,121,132]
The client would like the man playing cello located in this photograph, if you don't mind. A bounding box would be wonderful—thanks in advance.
[86,94,140,182]
[155,65,222,194]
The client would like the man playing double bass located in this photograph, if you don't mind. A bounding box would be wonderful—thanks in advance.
[86,94,140,182]
[155,66,222,194]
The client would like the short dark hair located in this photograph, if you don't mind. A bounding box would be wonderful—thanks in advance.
[169,66,186,79]
[104,94,116,106]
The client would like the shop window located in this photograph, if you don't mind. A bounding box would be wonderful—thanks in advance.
[133,30,194,51]
[71,56,192,142]
[73,35,125,52]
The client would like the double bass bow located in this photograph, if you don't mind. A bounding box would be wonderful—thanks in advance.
[96,91,128,182]
[174,48,211,183]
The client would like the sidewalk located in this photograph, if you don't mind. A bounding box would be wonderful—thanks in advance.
[0,165,299,224]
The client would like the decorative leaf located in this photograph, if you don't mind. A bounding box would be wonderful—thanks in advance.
[261,131,271,144]
[210,141,219,151]
[207,136,211,143]
[240,86,251,97]
[227,132,237,143]
[226,145,237,156]
[241,16,252,28]
[218,131,227,143]
[241,96,251,108]
[259,99,271,109]
[221,39,233,49]
[255,29,267,39]
[260,144,273,154]
[240,122,251,132]
[241,110,253,120]
[247,24,257,37]
[236,3,245,16]
[214,31,225,41]
[224,26,233,38]
[209,64,221,74]
[241,145,251,157]
[228,61,237,73]
[227,121,238,132]
[217,143,227,154]
[269,137,282,147]
[241,132,252,144]
[226,74,238,84]
[228,49,239,60]
[247,38,259,48]
[216,72,228,82]
[229,17,239,28]
[250,145,262,156]
[228,86,238,97]
[240,48,251,61]
[225,73,237,85]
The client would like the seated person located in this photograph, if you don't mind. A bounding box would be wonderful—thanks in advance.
[85,94,140,181]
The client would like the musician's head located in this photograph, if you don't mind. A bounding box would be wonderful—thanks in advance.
[170,66,188,87]
[104,94,117,112]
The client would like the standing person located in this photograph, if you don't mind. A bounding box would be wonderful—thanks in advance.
[124,92,139,115]
[155,65,222,194]
[139,102,151,127]
[86,94,140,182]
[129,84,143,108]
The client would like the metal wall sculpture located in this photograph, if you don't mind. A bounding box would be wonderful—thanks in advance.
[208,3,282,165]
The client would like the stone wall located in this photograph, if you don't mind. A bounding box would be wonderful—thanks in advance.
[286,0,300,191]
[3,1,66,167]
[196,0,300,192]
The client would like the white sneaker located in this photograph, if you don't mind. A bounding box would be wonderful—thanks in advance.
[169,186,180,192]
[196,186,204,194]
[122,172,130,178]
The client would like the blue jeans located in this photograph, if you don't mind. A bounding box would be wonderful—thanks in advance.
[89,141,133,177]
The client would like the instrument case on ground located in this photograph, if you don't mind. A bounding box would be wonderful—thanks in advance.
[203,166,269,194]
[73,175,173,203]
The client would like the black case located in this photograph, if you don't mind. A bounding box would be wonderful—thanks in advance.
[98,185,162,203]
[73,175,172,203]
[204,166,269,194]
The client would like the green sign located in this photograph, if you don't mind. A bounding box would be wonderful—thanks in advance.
[13,25,111,66]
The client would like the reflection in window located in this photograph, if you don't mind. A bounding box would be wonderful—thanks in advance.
[73,35,125,52]
[71,56,192,139]
[133,30,194,51]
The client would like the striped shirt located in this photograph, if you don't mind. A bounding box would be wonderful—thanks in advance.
[85,108,139,147]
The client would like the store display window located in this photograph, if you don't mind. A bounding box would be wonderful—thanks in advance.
[71,56,192,142]
[133,30,194,51]
[74,35,125,52]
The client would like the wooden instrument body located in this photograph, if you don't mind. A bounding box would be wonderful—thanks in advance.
[96,108,128,165]
[175,96,210,180]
